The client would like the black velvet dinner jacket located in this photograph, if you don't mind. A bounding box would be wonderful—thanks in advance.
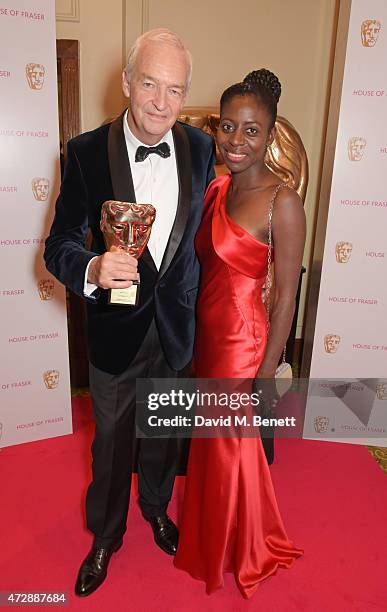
[44,112,216,374]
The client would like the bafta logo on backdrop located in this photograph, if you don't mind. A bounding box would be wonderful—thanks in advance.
[314,416,329,434]
[348,137,366,161]
[361,20,381,47]
[335,241,353,263]
[25,63,45,90]
[43,370,59,389]
[376,383,387,400]
[38,279,54,301]
[31,178,50,201]
[324,334,341,354]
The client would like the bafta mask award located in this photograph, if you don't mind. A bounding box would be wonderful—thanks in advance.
[100,200,156,306]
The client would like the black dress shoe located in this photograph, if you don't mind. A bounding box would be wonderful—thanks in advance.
[75,539,122,597]
[146,515,178,556]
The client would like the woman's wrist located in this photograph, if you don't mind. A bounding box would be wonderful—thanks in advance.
[256,365,276,379]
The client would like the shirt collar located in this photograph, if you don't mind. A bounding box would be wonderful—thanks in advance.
[123,109,174,153]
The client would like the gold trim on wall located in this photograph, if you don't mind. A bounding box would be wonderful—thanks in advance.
[56,0,80,23]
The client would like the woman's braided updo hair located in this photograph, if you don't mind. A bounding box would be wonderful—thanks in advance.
[220,68,281,131]
[243,68,281,103]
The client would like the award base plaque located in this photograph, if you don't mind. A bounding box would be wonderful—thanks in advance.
[108,281,139,306]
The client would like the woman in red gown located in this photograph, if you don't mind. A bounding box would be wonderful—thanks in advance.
[174,70,306,598]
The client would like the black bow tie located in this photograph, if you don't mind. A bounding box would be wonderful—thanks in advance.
[135,142,171,162]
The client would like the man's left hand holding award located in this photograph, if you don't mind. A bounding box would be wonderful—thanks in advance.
[88,200,156,306]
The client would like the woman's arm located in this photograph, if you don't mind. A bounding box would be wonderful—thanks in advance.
[256,186,306,378]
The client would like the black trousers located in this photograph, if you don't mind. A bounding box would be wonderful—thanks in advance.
[86,320,179,548]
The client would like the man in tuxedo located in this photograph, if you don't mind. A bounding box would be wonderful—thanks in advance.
[44,28,215,597]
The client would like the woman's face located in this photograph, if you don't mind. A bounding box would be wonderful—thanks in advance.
[217,94,274,174]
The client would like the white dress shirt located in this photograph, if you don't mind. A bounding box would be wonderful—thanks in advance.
[84,110,179,296]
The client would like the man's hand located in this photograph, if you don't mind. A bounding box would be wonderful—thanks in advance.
[88,251,139,289]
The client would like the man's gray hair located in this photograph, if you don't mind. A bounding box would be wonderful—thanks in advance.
[125,28,192,91]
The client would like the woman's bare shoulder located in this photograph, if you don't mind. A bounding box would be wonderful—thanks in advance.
[272,185,306,232]
[276,184,303,207]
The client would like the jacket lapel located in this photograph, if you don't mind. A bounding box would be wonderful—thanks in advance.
[107,112,157,274]
[158,122,192,279]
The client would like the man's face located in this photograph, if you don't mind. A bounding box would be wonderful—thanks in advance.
[348,138,366,161]
[362,21,381,47]
[324,335,341,354]
[27,64,45,89]
[336,242,352,263]
[122,41,188,145]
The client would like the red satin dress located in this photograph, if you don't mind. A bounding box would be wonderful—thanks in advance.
[174,175,302,598]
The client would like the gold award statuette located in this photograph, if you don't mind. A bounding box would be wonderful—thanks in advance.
[100,200,156,306]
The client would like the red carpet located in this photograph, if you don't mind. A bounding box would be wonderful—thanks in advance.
[1,395,386,611]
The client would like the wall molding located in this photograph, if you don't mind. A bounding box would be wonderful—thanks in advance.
[141,0,149,33]
[123,0,144,63]
[56,0,80,23]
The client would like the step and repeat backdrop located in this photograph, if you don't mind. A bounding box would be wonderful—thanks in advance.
[305,0,387,446]
[0,0,385,449]
[0,1,72,448]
